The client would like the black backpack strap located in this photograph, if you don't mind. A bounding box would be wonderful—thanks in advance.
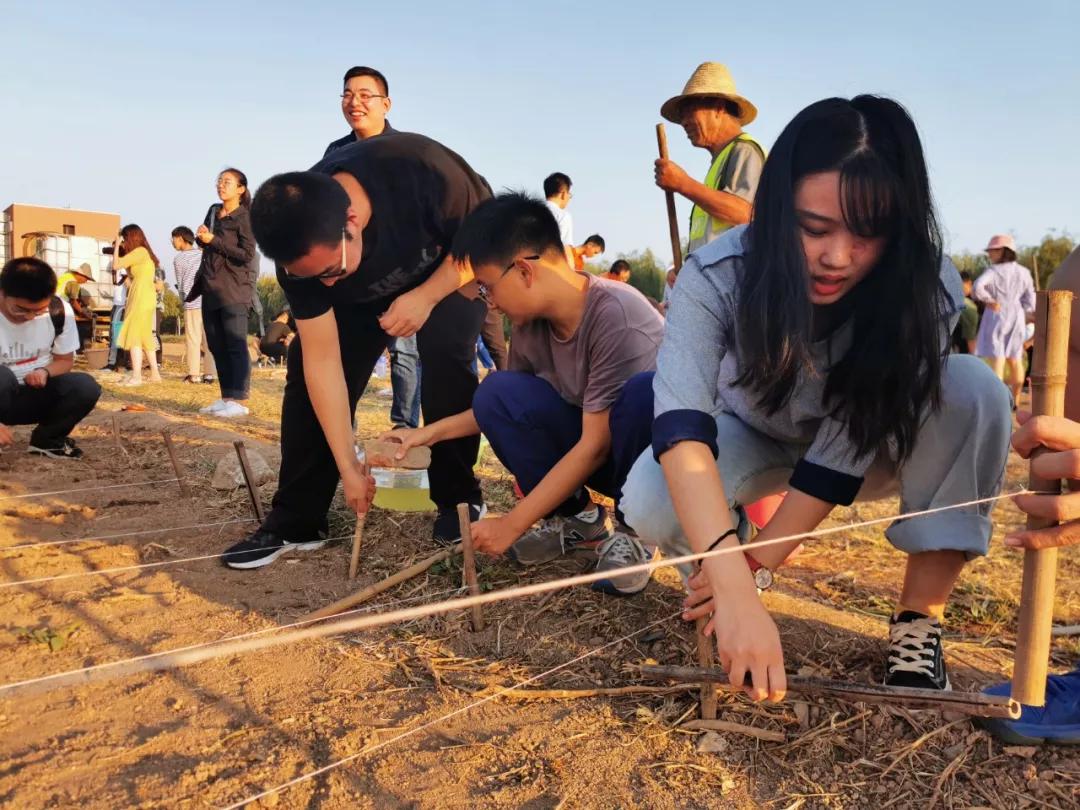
[49,296,66,337]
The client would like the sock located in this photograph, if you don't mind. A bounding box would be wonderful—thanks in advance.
[574,505,599,524]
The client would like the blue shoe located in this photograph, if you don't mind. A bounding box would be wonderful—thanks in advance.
[978,667,1080,745]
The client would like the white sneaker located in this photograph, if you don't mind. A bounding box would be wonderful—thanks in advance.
[199,399,227,414]
[591,528,656,596]
[216,401,250,418]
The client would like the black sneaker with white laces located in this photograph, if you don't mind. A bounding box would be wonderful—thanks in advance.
[433,502,487,546]
[222,528,328,570]
[885,610,951,690]
[29,437,83,460]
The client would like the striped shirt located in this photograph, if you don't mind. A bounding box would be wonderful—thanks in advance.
[173,248,203,310]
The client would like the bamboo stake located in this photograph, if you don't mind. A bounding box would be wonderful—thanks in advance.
[656,123,683,271]
[233,441,265,523]
[112,414,121,450]
[160,430,189,497]
[479,684,693,700]
[347,463,371,580]
[300,545,458,622]
[1033,253,1040,292]
[1013,289,1072,706]
[457,503,484,632]
[641,665,1020,719]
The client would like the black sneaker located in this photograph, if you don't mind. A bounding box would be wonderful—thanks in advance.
[433,502,487,546]
[884,611,951,690]
[29,438,83,460]
[222,528,328,570]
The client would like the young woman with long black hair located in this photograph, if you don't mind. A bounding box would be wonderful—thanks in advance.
[622,96,1012,702]
[191,167,256,418]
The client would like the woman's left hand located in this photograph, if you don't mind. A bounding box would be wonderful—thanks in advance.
[196,224,213,244]
[379,289,435,337]
[470,515,523,556]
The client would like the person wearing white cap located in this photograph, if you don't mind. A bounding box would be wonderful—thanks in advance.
[655,62,765,262]
[972,234,1036,403]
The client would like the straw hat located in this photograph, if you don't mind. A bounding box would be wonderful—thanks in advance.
[71,262,95,281]
[985,234,1016,253]
[661,62,757,126]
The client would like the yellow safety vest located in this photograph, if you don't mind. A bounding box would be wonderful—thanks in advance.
[687,133,765,255]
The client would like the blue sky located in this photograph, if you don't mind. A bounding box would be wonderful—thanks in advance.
[2,1,1077,279]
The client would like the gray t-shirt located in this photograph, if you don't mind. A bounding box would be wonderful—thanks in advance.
[718,141,763,203]
[509,275,664,412]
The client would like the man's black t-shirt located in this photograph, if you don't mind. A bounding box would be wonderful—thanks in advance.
[278,131,492,320]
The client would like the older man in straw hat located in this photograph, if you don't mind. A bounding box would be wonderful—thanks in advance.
[655,62,765,260]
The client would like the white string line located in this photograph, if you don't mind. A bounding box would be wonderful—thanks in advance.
[0,578,512,698]
[0,478,181,501]
[0,517,259,552]
[0,529,362,590]
[0,488,1029,695]
[221,609,681,810]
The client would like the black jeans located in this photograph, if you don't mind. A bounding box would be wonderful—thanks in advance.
[203,303,251,400]
[263,290,487,537]
[0,367,101,446]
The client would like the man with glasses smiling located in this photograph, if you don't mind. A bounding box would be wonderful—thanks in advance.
[222,130,493,569]
[323,65,422,432]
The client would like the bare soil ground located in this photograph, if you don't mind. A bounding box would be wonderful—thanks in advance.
[1,353,1079,809]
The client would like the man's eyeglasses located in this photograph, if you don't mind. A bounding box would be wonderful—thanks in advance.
[340,91,387,105]
[282,229,351,281]
[477,254,539,304]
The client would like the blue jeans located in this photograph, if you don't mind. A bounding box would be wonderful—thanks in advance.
[107,305,124,366]
[622,355,1012,573]
[472,370,654,522]
[388,334,421,429]
[203,304,251,400]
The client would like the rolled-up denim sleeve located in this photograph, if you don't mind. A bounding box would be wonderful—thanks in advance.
[652,255,737,460]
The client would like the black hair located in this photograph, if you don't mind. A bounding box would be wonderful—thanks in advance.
[171,225,195,244]
[995,247,1017,263]
[343,65,389,96]
[250,172,350,264]
[451,192,564,269]
[221,167,252,207]
[543,172,572,198]
[736,95,945,464]
[1,257,57,301]
[610,259,631,274]
[585,234,606,251]
[959,271,973,282]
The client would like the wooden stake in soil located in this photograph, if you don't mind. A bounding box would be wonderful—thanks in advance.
[457,503,484,632]
[1013,289,1072,706]
[112,414,121,449]
[695,615,718,720]
[160,430,190,497]
[348,463,371,580]
[233,441,266,523]
[656,123,683,272]
[300,545,458,622]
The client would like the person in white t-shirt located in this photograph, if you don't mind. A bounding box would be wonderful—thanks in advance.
[543,172,576,267]
[0,258,101,459]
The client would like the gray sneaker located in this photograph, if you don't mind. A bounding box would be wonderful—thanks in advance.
[508,504,611,565]
[591,528,656,596]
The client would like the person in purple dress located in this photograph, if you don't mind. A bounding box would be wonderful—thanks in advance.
[972,234,1036,403]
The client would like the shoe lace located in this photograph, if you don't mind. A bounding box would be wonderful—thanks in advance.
[888,616,941,675]
[596,532,644,567]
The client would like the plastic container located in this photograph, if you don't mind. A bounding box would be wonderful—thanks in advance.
[356,446,436,512]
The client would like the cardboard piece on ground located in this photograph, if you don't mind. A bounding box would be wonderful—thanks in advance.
[363,441,431,470]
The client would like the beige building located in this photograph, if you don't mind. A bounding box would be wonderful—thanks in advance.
[2,203,120,261]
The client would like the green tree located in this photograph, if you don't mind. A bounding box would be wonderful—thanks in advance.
[257,275,288,321]
[1017,232,1075,290]
[161,289,182,334]
[950,250,988,278]
[619,248,667,302]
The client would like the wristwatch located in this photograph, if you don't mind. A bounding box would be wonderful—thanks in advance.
[744,553,774,591]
